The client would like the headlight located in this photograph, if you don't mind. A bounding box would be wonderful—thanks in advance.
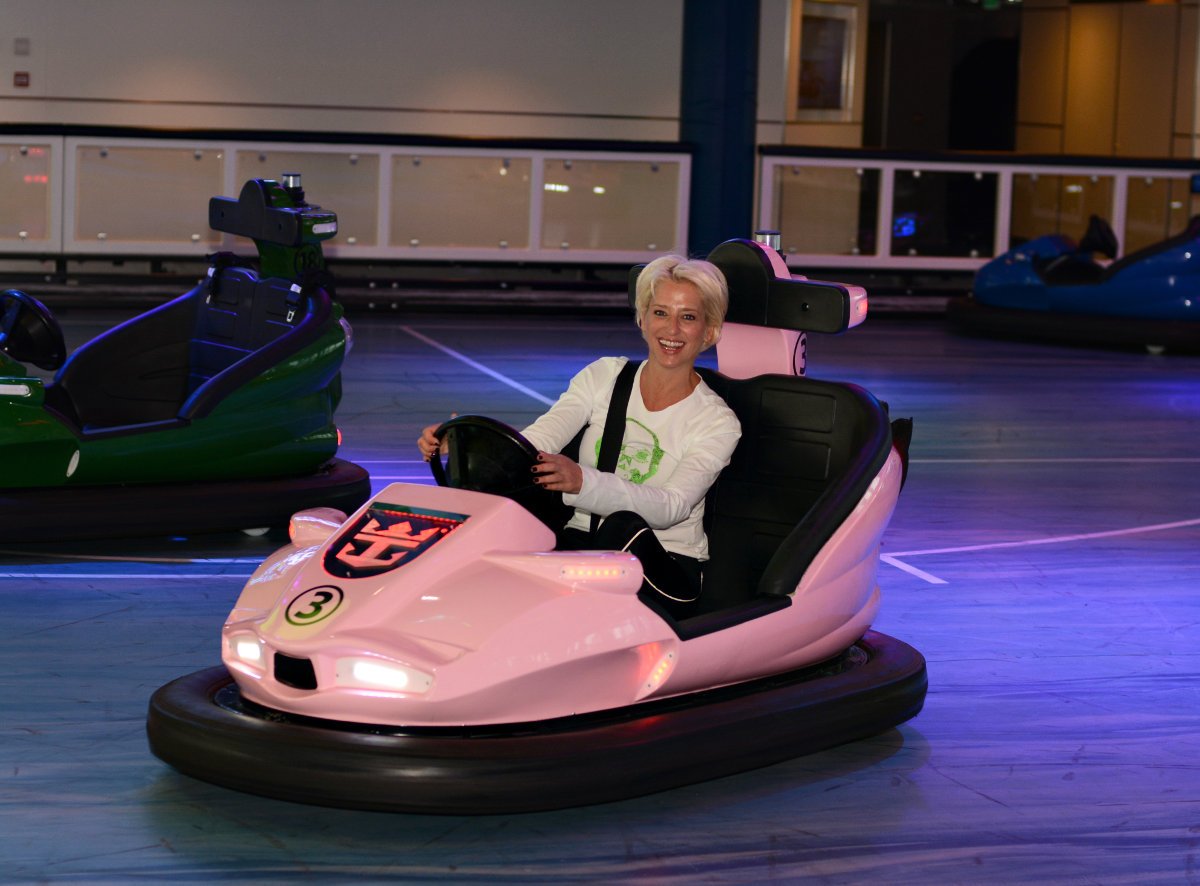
[225,633,267,676]
[335,656,433,694]
[235,639,264,663]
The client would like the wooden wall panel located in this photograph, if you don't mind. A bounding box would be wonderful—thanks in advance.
[1114,5,1179,158]
[1174,5,1198,159]
[1017,7,1068,130]
[1063,5,1120,156]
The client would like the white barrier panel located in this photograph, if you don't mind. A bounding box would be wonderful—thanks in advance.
[759,151,1200,272]
[1,135,689,265]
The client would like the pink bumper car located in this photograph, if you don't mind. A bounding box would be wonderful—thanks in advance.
[147,236,925,813]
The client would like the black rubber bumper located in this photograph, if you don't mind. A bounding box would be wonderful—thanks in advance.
[146,630,927,814]
[0,457,370,542]
[946,295,1200,353]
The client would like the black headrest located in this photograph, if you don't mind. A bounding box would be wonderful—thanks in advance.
[1077,215,1118,260]
[208,179,337,247]
[628,239,857,334]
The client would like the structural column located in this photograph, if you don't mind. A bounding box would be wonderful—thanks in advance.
[680,0,761,256]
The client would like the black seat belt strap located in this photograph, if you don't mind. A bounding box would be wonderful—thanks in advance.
[591,359,641,533]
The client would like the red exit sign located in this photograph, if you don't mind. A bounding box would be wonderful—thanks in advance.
[13,72,30,88]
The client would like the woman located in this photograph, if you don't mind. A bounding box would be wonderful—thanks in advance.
[419,255,740,615]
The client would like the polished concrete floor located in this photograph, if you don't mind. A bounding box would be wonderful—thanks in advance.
[3,305,1199,884]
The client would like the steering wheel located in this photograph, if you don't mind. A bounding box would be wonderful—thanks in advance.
[0,290,67,371]
[429,414,573,531]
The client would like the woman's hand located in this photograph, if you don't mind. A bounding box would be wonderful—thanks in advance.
[417,423,443,462]
[417,414,458,461]
[531,451,583,494]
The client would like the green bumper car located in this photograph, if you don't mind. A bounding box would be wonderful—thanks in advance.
[0,176,370,542]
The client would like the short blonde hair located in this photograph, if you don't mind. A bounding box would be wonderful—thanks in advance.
[634,255,729,349]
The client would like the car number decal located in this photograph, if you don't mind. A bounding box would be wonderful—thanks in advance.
[286,585,344,626]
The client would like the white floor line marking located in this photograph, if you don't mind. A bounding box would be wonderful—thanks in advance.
[880,555,948,585]
[887,516,1200,558]
[401,325,555,406]
[882,516,1200,585]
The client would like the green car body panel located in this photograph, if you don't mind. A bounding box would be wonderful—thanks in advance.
[0,176,354,491]
[0,312,346,488]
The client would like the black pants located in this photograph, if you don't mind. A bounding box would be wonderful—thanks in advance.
[558,511,702,617]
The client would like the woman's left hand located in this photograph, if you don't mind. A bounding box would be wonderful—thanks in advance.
[531,451,583,494]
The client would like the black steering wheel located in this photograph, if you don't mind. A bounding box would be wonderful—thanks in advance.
[429,414,572,531]
[0,289,67,371]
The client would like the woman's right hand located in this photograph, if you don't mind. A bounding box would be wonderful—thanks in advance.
[417,423,442,462]
[418,413,458,461]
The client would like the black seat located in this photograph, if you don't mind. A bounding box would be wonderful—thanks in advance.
[45,265,327,436]
[623,238,903,635]
[184,266,312,407]
[1037,215,1200,287]
[695,369,894,615]
[1102,213,1200,281]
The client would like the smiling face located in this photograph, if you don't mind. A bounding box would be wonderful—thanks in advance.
[640,280,713,373]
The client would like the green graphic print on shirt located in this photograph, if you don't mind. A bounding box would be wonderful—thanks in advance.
[594,418,664,484]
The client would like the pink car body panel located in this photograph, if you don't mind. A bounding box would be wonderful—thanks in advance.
[222,446,901,727]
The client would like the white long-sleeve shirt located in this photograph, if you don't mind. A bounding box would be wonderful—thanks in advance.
[522,357,741,561]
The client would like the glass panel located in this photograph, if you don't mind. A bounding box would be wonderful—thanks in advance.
[1169,177,1200,236]
[73,145,224,245]
[1059,175,1113,243]
[390,154,531,249]
[0,143,52,242]
[1123,176,1193,254]
[540,159,679,251]
[890,169,998,258]
[772,164,878,256]
[1010,173,1113,246]
[1010,173,1061,245]
[236,150,381,247]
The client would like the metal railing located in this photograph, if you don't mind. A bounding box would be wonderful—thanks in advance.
[758,147,1200,272]
[6,132,1198,279]
[1,134,690,266]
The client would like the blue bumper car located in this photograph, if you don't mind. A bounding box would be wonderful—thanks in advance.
[947,214,1200,352]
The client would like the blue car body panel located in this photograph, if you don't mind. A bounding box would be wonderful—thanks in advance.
[976,233,1200,321]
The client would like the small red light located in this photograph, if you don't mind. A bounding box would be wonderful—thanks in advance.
[336,427,343,446]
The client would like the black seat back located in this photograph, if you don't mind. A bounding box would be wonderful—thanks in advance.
[697,368,893,611]
[51,266,328,433]
[180,267,329,421]
[1102,214,1200,281]
[186,267,306,396]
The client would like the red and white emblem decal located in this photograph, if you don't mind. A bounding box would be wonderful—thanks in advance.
[324,502,467,579]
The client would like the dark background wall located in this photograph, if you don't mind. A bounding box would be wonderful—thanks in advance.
[864,1,1022,151]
